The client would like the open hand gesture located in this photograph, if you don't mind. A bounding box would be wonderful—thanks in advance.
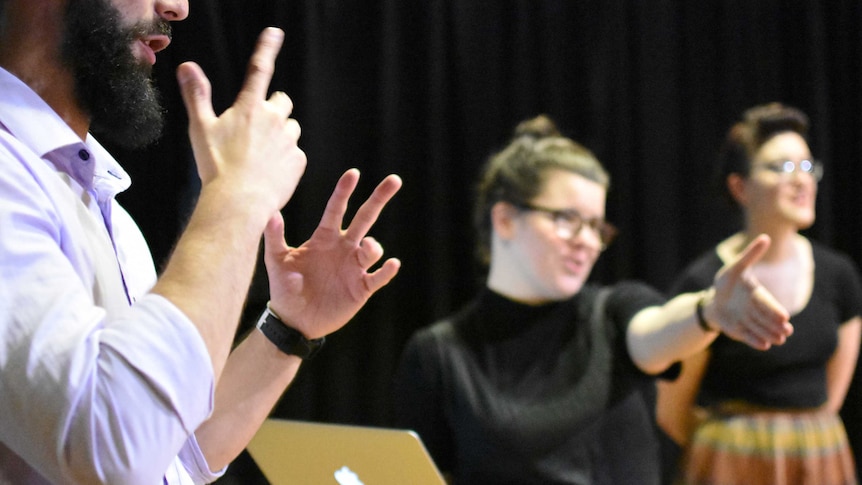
[707,234,794,350]
[264,169,402,339]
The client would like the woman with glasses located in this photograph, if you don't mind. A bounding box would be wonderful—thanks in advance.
[657,103,862,485]
[393,115,792,485]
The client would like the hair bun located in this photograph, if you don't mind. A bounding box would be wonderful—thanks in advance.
[513,114,561,140]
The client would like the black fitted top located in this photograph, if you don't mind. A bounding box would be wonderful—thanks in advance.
[669,241,862,408]
[393,282,670,485]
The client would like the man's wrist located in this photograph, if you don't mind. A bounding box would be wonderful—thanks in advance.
[196,181,274,234]
[256,304,325,359]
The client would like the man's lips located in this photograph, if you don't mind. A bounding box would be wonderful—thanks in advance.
[136,35,172,65]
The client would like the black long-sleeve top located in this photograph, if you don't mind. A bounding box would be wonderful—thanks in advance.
[393,282,670,485]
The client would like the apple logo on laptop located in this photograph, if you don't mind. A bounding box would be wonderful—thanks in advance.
[334,465,364,485]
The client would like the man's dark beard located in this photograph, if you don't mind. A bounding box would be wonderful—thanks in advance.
[61,0,171,149]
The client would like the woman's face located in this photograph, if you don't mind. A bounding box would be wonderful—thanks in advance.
[494,169,608,303]
[738,131,818,231]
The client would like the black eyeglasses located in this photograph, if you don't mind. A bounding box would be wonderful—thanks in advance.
[513,202,618,250]
[753,159,823,182]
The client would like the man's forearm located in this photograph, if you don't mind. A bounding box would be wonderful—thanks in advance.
[151,183,272,382]
[194,330,302,470]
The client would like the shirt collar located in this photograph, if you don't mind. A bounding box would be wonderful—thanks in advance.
[0,67,131,196]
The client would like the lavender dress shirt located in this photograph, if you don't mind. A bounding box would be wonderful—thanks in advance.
[0,67,221,484]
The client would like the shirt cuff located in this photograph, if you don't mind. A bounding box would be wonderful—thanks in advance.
[177,433,228,484]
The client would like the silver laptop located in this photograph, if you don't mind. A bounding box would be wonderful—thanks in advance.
[246,418,446,485]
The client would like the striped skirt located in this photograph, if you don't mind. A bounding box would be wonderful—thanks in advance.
[677,410,857,485]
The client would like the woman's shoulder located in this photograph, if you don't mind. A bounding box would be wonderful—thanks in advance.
[807,239,862,301]
[411,311,463,344]
[601,281,665,323]
[407,294,489,346]
[668,247,722,295]
[605,280,663,300]
[809,238,859,268]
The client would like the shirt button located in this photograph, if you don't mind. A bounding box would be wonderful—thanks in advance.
[78,149,90,161]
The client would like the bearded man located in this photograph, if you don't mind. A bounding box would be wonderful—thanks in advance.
[0,1,402,483]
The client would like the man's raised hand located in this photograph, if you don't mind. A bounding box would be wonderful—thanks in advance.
[264,169,402,340]
[177,27,306,219]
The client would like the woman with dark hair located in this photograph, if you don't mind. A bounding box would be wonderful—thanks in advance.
[658,103,862,485]
[393,115,792,484]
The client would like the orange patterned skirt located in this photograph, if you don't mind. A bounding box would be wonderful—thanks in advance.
[677,410,857,485]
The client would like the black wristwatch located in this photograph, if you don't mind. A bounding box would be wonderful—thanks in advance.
[256,306,325,359]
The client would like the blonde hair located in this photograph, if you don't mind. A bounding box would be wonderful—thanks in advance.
[474,115,609,264]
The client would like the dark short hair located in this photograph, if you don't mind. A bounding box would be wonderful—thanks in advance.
[717,102,810,207]
[473,114,609,265]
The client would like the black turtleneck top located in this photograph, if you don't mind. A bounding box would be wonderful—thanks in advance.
[393,282,668,485]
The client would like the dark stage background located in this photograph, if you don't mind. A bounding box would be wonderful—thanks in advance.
[107,1,862,482]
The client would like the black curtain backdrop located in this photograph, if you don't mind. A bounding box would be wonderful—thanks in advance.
[107,1,862,482]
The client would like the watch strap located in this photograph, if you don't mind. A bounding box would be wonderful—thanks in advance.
[256,307,325,359]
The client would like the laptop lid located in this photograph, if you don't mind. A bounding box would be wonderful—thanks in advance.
[246,418,446,485]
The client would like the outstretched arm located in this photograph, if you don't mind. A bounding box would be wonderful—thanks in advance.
[628,234,794,374]
[195,169,402,470]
